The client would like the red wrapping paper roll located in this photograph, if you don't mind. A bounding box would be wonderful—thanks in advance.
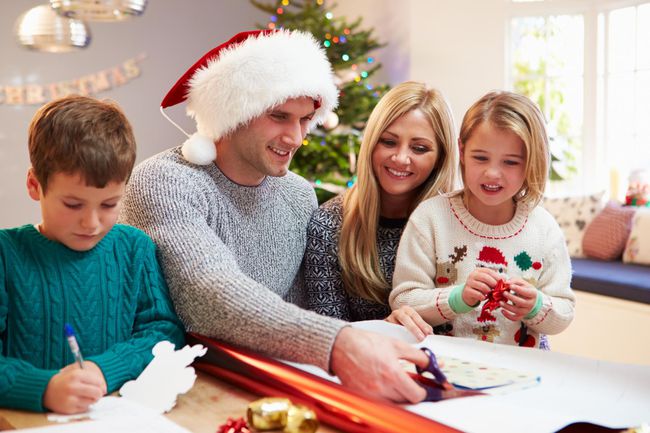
[187,333,460,433]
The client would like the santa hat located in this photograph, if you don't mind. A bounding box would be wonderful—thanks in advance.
[476,246,508,268]
[160,29,339,165]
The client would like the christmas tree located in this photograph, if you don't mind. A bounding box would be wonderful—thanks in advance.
[250,0,390,202]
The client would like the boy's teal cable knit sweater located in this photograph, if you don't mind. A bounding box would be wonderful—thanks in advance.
[0,224,185,412]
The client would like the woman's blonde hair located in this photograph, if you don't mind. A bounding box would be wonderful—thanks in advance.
[459,90,549,207]
[339,81,458,304]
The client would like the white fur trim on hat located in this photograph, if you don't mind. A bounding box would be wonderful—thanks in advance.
[181,133,216,165]
[186,30,338,150]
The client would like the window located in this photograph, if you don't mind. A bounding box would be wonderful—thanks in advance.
[508,0,650,198]
[510,14,584,182]
[600,3,650,198]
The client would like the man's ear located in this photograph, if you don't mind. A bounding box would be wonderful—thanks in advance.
[26,168,42,201]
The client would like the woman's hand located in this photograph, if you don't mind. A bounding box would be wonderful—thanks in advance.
[385,306,433,341]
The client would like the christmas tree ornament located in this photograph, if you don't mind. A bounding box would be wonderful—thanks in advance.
[335,68,358,84]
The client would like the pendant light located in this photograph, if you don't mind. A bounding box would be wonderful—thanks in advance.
[15,4,91,53]
[50,0,147,22]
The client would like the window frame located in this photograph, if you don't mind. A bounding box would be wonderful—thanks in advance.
[506,0,650,196]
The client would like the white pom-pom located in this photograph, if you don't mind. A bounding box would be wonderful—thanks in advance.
[322,111,339,130]
[181,133,216,165]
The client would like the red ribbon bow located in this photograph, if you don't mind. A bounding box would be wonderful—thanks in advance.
[216,417,251,433]
[478,279,509,322]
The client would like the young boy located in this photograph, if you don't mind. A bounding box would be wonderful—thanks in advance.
[0,95,185,414]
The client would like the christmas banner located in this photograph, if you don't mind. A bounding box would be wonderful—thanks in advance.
[0,54,145,106]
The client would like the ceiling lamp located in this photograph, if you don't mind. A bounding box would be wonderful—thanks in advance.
[50,0,147,22]
[14,4,91,53]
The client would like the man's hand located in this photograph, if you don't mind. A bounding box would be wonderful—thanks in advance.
[385,306,433,341]
[330,326,429,403]
[43,361,107,414]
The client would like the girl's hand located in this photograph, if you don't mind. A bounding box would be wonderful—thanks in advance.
[463,268,500,306]
[385,306,433,341]
[500,278,538,321]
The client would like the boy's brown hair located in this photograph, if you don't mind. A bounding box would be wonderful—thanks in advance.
[28,95,136,193]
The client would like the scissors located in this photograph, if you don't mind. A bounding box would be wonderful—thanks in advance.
[411,347,484,402]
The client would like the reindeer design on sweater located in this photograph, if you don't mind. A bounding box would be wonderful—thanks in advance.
[435,245,468,287]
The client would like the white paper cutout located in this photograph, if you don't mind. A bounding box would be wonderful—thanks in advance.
[118,341,207,414]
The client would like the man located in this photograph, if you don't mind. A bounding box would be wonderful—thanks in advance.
[120,29,428,403]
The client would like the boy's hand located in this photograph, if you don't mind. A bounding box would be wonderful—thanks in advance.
[43,361,107,414]
[385,306,433,341]
[463,268,500,306]
[58,361,107,393]
[500,278,537,321]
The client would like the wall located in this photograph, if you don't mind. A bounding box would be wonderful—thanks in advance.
[334,0,508,132]
[550,290,650,365]
[409,0,508,123]
[0,1,265,228]
[333,0,411,84]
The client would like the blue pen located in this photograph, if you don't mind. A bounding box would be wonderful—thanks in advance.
[64,324,84,369]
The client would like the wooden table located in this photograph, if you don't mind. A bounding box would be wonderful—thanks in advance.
[0,372,340,432]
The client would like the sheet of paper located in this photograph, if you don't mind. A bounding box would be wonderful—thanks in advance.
[29,397,191,433]
[436,355,539,391]
[284,320,650,433]
[18,417,190,433]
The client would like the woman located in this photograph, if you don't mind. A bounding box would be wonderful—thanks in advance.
[304,81,458,339]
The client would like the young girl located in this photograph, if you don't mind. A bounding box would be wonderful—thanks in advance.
[390,91,575,348]
[304,81,458,340]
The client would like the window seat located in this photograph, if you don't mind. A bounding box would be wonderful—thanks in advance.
[571,258,650,304]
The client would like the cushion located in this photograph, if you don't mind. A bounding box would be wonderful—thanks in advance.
[571,258,650,304]
[623,208,650,265]
[582,201,636,260]
[542,192,605,258]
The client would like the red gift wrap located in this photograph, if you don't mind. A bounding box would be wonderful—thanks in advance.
[187,333,460,433]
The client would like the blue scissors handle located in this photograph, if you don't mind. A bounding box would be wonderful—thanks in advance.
[416,347,448,385]
[413,347,485,402]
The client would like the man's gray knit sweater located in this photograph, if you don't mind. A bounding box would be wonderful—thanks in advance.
[119,147,346,370]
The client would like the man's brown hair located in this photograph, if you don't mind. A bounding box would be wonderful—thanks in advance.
[28,95,136,192]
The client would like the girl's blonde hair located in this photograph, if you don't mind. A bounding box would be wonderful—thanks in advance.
[459,90,549,207]
[339,81,458,304]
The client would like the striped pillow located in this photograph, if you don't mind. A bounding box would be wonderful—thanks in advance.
[583,202,636,261]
